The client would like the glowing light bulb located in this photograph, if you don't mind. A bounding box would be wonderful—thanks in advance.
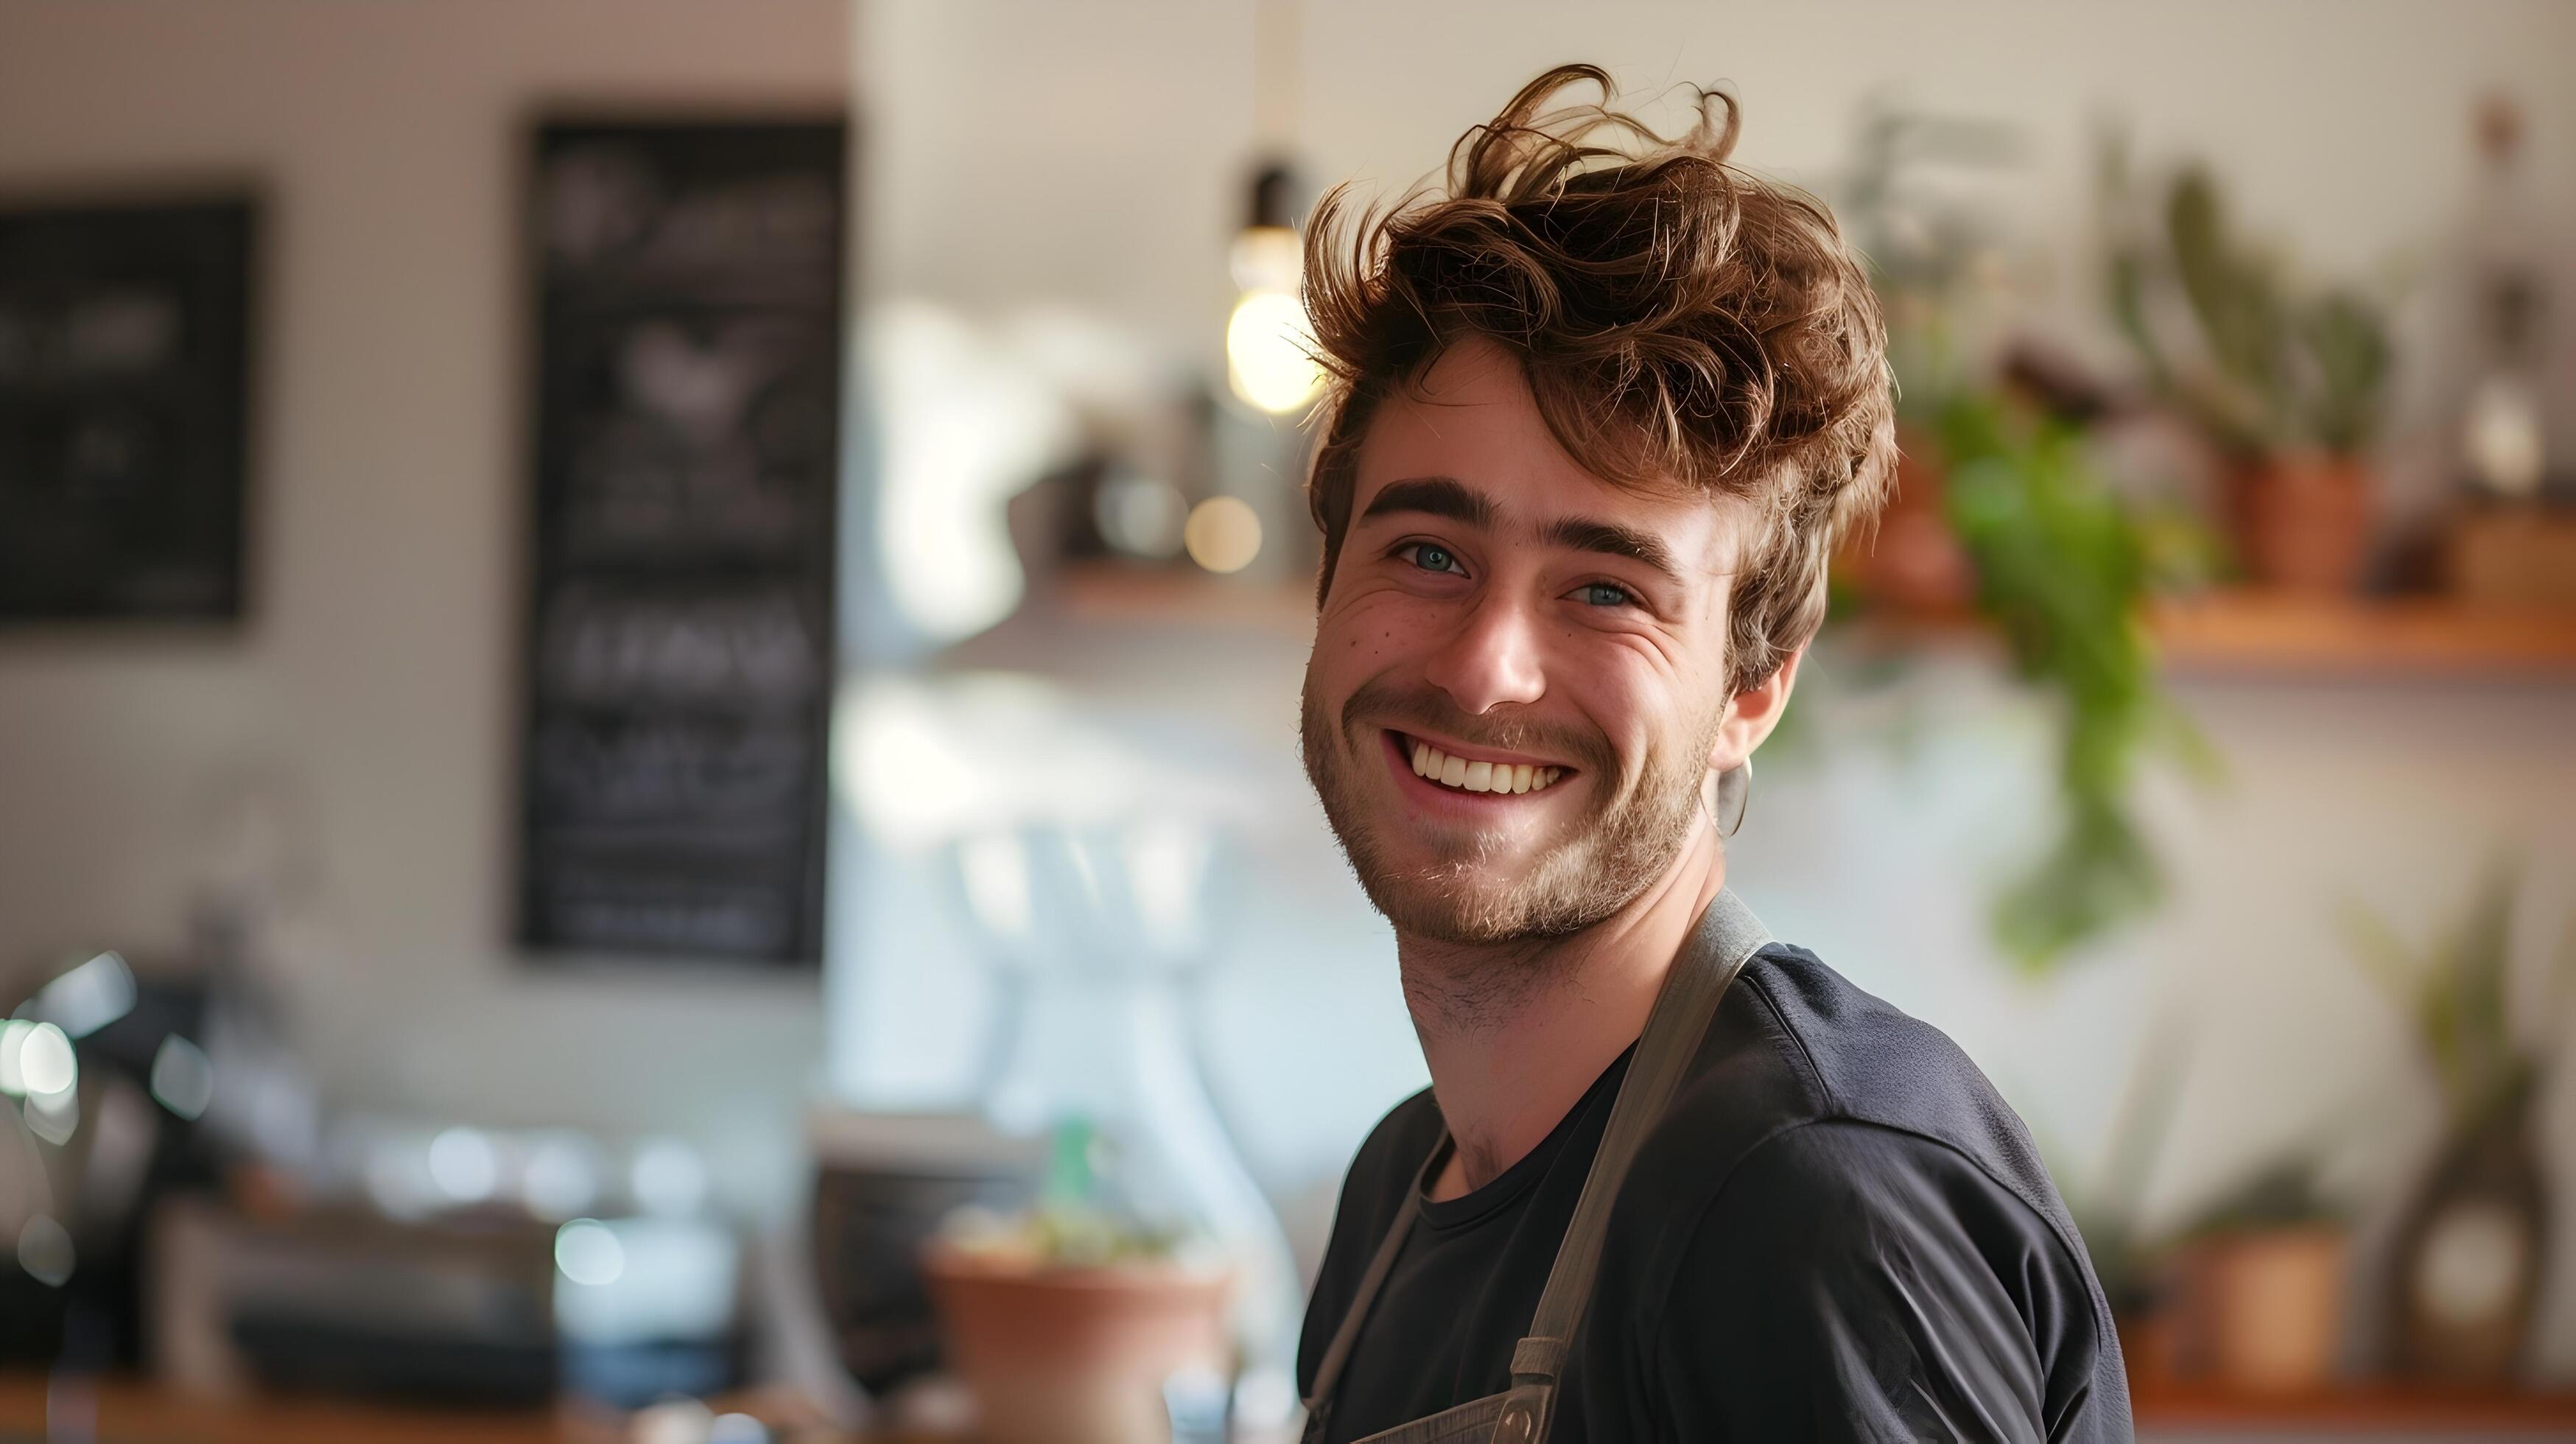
[1226,291,1323,415]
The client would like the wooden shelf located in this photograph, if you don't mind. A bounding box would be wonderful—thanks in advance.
[2148,592,2576,678]
[2131,1377,2576,1433]
[0,1376,958,1443]
[1847,592,2576,680]
[1028,568,2576,680]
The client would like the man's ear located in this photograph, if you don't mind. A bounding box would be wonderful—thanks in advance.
[1708,645,1805,774]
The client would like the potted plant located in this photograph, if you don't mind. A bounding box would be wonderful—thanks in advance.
[2107,157,2395,592]
[2345,863,2572,1384]
[2165,1158,2353,1395]
[921,1124,1235,1444]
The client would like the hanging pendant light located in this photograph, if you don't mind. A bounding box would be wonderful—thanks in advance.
[1224,1,1319,416]
[1225,163,1320,416]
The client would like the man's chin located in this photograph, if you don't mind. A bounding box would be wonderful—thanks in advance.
[1349,849,1610,945]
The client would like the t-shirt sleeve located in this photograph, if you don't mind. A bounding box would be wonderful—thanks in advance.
[1630,1120,2105,1443]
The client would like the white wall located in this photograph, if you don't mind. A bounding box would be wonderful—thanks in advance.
[860,0,2576,362]
[0,0,849,1217]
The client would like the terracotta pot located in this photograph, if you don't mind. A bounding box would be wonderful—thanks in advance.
[922,1242,1232,1444]
[2173,1226,2349,1394]
[2234,456,2375,593]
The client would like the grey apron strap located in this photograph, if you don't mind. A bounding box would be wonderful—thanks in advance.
[1302,889,1772,1444]
[1498,888,1772,1442]
[1302,1134,1453,1434]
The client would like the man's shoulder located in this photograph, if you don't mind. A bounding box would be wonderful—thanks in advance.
[1589,943,2131,1440]
[1617,942,2096,1287]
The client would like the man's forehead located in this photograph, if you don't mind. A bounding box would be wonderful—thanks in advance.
[1352,341,1738,539]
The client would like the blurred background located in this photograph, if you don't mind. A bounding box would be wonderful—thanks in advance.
[1,2,2572,1440]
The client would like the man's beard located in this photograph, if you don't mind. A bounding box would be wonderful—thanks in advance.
[1300,670,1716,946]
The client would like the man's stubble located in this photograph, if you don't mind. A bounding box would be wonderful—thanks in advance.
[1299,667,1720,960]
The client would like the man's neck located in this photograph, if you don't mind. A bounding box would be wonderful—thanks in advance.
[1401,821,1727,1200]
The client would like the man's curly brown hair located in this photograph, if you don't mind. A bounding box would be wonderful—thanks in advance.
[1302,63,1898,695]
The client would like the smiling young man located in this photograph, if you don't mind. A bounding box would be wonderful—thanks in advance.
[1292,67,2130,1443]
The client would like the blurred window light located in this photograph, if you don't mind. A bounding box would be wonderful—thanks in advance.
[1185,496,1264,574]
[631,1138,709,1217]
[427,1126,500,1203]
[958,833,1034,941]
[0,1019,32,1095]
[1126,817,1215,955]
[1093,470,1189,559]
[867,301,1081,647]
[147,1034,217,1121]
[555,1217,628,1288]
[554,1216,737,1345]
[32,951,136,1039]
[25,1085,78,1146]
[16,1214,74,1287]
[16,1023,76,1098]
[1225,290,1322,415]
[1234,1364,1299,1431]
[523,1135,603,1222]
[836,672,1176,850]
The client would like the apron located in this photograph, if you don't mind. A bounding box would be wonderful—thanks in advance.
[1298,890,1774,1444]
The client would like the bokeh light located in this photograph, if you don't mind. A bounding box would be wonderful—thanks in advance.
[1183,495,1264,574]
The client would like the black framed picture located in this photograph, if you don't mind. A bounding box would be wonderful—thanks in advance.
[0,197,255,622]
[515,119,846,967]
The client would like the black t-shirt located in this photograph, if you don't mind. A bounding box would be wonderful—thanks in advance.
[1296,944,2132,1443]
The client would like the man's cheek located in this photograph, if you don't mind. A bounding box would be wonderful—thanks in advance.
[1323,595,1420,673]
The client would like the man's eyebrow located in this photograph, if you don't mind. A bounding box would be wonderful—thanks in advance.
[1358,476,1498,528]
[1540,516,1682,585]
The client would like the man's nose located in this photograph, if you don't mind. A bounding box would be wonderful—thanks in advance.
[1422,590,1547,715]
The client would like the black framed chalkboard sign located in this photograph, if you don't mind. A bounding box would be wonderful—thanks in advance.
[515,118,846,967]
[0,196,256,623]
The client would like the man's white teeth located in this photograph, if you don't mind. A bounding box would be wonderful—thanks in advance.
[1409,741,1561,794]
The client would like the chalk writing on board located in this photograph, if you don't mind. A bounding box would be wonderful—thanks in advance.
[0,198,253,622]
[516,121,843,966]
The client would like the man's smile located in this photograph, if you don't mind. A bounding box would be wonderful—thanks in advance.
[1381,729,1576,799]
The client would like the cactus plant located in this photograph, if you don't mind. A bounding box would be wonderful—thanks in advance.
[2108,158,2393,463]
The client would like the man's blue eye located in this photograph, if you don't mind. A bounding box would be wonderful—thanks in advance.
[1410,544,1462,575]
[1578,583,1633,607]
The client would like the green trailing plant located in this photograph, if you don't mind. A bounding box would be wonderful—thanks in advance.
[1939,395,2217,972]
[2105,150,2393,463]
[1831,105,2223,973]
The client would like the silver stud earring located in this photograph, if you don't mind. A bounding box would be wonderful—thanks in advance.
[1715,758,1752,839]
